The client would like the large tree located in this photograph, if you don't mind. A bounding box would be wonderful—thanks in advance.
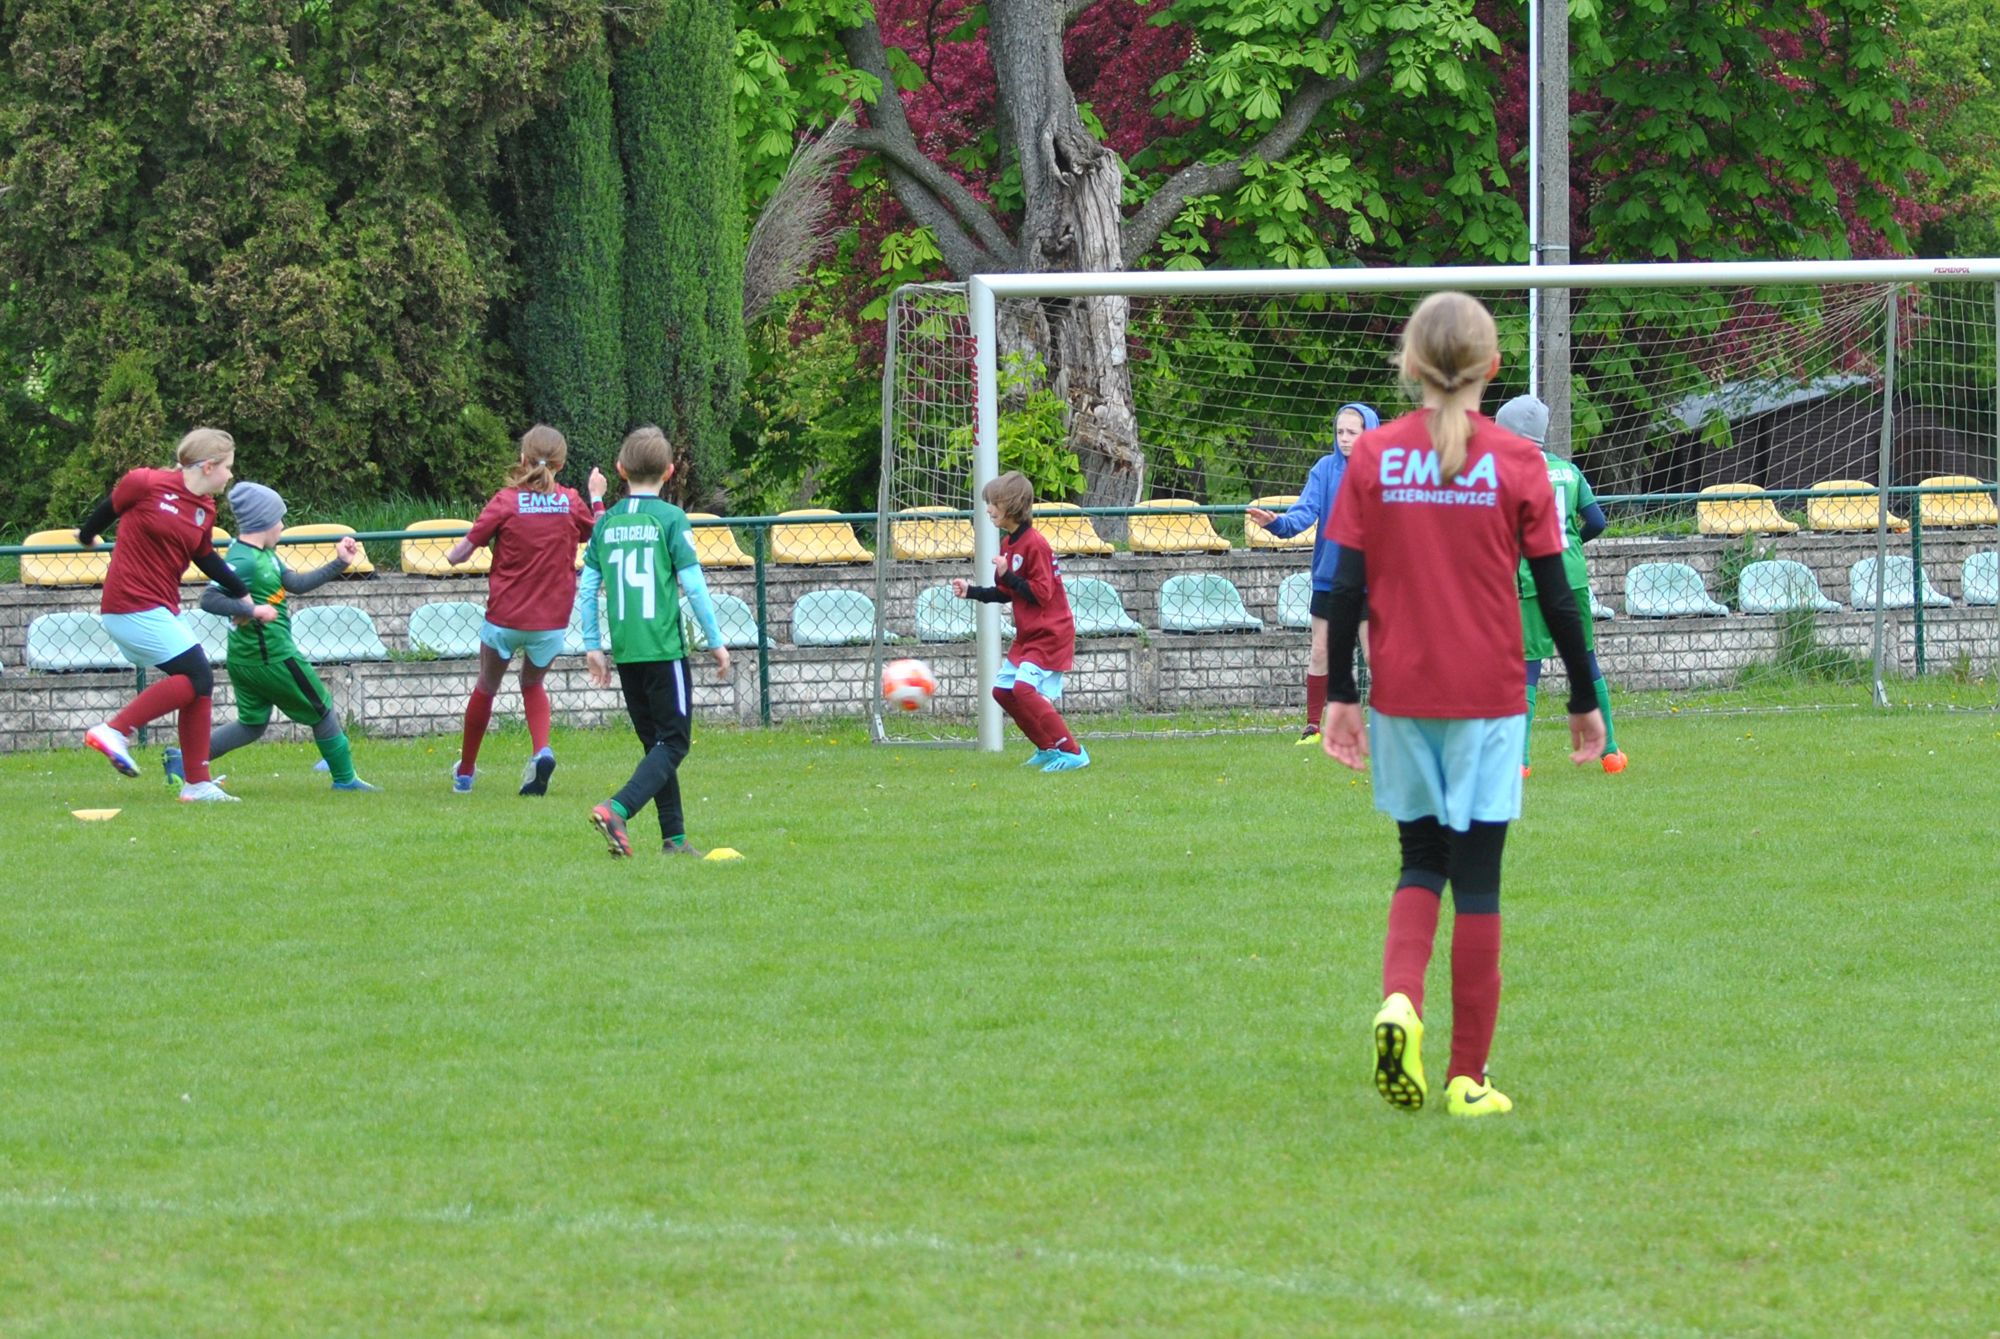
[616,0,748,506]
[0,1,658,525]
[738,0,1931,506]
[507,27,629,477]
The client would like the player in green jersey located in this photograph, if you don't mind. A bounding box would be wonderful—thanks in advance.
[1496,396,1626,775]
[578,427,731,857]
[199,482,377,791]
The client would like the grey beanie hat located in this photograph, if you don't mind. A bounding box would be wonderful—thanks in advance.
[1495,394,1550,446]
[228,481,287,534]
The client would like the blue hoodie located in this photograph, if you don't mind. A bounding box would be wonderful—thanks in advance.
[1257,402,1381,589]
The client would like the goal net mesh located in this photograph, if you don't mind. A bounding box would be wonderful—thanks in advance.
[875,275,1999,742]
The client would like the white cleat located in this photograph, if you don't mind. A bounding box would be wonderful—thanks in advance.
[85,723,140,777]
[178,780,241,803]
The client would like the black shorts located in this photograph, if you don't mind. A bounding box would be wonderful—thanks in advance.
[1307,589,1369,623]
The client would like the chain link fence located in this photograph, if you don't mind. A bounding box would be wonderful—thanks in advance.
[4,491,1992,755]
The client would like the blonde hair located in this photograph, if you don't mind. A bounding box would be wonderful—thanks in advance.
[505,424,568,494]
[1397,292,1498,481]
[618,425,673,483]
[981,471,1035,529]
[176,427,235,469]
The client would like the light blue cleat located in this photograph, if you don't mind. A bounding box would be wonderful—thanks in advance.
[450,764,475,794]
[1040,747,1091,773]
[1022,748,1058,768]
[332,777,380,792]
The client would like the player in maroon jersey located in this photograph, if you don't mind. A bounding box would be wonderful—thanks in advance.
[75,427,263,802]
[952,471,1088,772]
[1320,292,1605,1117]
[443,424,606,796]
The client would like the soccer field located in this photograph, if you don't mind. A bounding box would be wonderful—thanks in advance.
[3,710,1995,1335]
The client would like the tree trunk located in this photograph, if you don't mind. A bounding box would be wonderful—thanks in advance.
[986,1,1143,521]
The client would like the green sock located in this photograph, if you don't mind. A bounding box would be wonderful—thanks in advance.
[609,799,631,820]
[1593,676,1620,754]
[316,731,357,786]
[1522,680,1538,768]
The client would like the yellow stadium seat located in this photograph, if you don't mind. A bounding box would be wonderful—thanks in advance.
[890,506,975,561]
[400,518,489,576]
[1245,494,1314,550]
[20,529,111,586]
[1916,476,1999,529]
[688,513,755,568]
[1695,483,1798,536]
[1129,498,1232,553]
[770,509,873,564]
[279,523,376,574]
[1805,480,1906,533]
[1034,502,1113,556]
[181,529,233,583]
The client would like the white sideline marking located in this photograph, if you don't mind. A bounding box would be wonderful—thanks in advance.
[2,1187,1699,1336]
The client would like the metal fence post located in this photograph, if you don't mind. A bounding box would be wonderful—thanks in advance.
[1909,483,1925,676]
[753,524,771,726]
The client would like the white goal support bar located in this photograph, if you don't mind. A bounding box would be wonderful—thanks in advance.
[963,259,2000,749]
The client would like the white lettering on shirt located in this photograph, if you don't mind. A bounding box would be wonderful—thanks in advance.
[517,492,573,515]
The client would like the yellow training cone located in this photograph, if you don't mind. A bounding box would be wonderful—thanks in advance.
[703,847,743,862]
[70,809,121,821]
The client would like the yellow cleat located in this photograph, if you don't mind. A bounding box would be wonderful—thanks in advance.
[1371,992,1426,1110]
[1443,1074,1514,1117]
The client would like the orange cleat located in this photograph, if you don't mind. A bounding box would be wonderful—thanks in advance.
[1601,750,1628,774]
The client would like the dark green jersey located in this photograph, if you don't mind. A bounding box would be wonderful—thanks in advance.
[218,540,300,663]
[585,496,698,662]
[1518,453,1598,598]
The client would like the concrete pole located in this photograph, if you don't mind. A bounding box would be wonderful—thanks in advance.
[1536,0,1574,459]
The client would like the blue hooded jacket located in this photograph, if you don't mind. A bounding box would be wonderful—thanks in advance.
[1257,402,1381,589]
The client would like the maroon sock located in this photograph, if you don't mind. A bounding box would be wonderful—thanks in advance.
[1382,885,1442,1014]
[460,688,495,773]
[177,694,214,784]
[1011,686,1078,753]
[111,674,197,737]
[1448,912,1503,1082]
[1305,672,1328,728]
[522,681,552,752]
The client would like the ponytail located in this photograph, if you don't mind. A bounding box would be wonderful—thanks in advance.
[1397,292,1498,482]
[505,423,568,494]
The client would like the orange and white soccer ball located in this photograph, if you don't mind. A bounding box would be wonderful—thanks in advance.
[881,657,938,712]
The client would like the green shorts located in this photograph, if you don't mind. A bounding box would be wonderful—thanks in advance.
[1521,584,1597,663]
[227,654,334,729]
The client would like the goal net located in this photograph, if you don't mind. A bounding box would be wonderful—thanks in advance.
[874,263,2000,746]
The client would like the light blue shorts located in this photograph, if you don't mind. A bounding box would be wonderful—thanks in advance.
[100,608,199,669]
[1368,712,1526,830]
[995,658,1065,702]
[480,620,566,669]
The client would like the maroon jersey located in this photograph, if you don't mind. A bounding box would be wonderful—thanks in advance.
[100,468,219,615]
[465,485,601,631]
[1325,410,1562,719]
[998,523,1075,672]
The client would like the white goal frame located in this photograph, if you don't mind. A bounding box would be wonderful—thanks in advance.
[961,259,2000,751]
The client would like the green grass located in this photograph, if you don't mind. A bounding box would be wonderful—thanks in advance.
[4,713,1998,1335]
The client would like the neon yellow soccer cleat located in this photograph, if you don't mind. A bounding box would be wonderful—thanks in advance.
[1443,1074,1514,1117]
[1371,992,1426,1110]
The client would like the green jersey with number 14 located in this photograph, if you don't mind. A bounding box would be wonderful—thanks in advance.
[586,496,698,662]
[1517,453,1597,598]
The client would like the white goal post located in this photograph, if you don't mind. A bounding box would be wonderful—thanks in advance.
[916,257,2000,751]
